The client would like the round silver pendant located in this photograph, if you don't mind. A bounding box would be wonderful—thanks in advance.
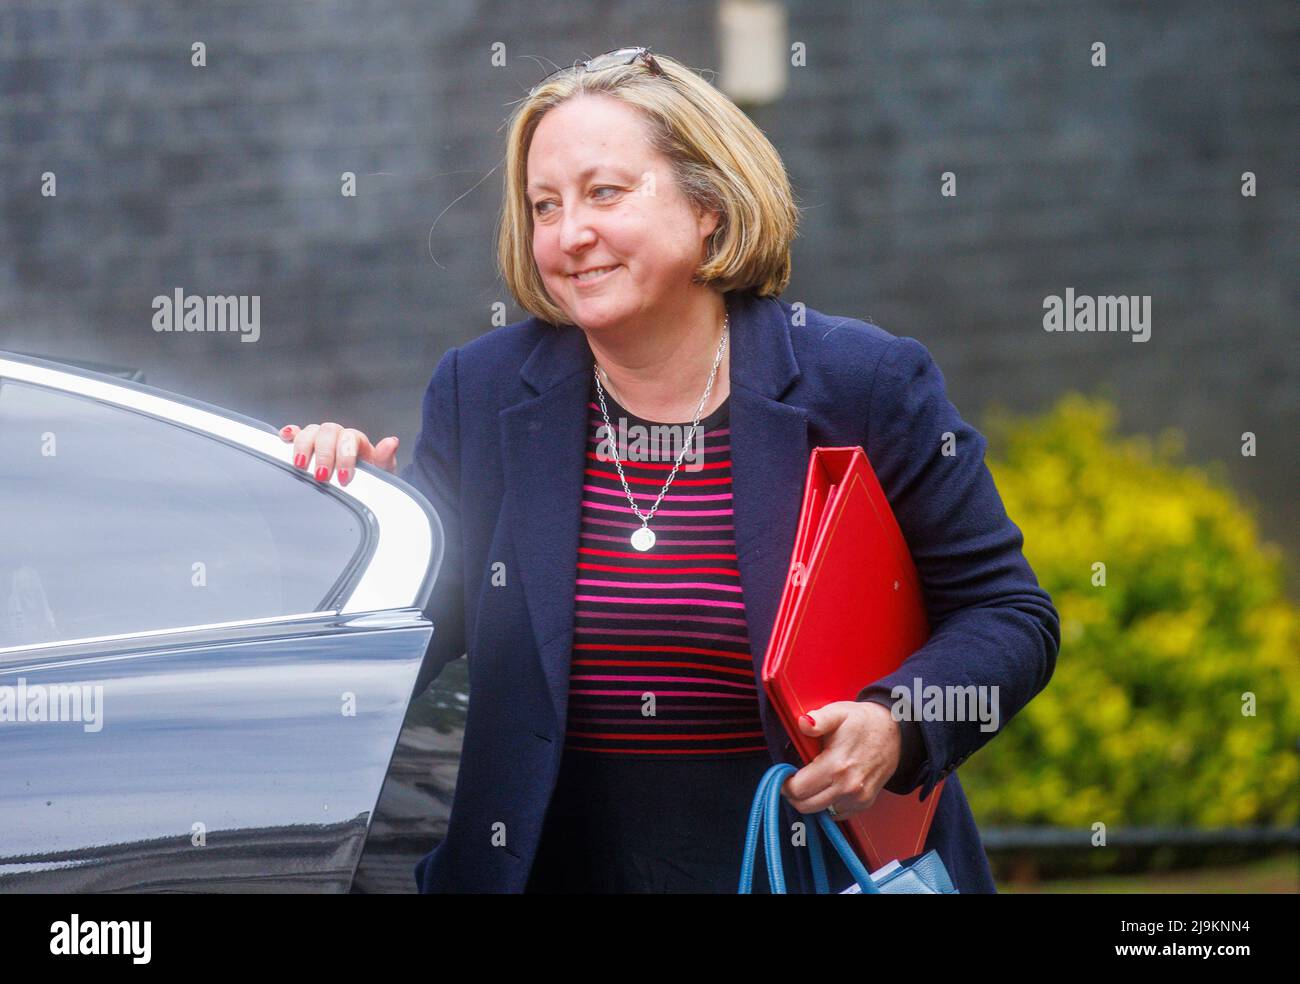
[630,526,656,551]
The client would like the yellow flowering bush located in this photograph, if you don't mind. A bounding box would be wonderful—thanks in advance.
[960,394,1299,829]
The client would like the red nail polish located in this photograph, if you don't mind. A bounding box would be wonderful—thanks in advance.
[339,469,349,484]
[294,454,306,469]
[315,466,329,481]
[801,713,815,728]
[281,426,293,437]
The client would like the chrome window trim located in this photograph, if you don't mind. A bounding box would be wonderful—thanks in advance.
[0,610,330,659]
[0,608,432,664]
[0,353,435,629]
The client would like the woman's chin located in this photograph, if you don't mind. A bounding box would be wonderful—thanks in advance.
[566,296,634,330]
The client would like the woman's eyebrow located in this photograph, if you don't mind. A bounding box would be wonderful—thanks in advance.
[527,164,634,195]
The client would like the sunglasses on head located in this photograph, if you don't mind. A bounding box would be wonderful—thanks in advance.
[531,46,664,93]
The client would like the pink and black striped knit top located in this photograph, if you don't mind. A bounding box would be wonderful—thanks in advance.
[560,377,768,759]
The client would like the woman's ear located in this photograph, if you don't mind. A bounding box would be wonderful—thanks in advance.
[696,206,722,250]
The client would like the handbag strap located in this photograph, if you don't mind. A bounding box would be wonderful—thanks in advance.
[739,762,880,894]
[813,802,878,891]
[763,763,791,892]
[739,764,783,893]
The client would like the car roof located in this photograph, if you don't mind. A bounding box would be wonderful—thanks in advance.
[1,349,147,382]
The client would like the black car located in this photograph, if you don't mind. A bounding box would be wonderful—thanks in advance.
[0,351,464,892]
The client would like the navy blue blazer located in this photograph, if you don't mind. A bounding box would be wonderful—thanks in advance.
[401,288,1060,894]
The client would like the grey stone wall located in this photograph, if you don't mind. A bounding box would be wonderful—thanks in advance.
[2,0,1295,567]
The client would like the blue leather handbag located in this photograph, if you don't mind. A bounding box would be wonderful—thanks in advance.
[739,763,958,894]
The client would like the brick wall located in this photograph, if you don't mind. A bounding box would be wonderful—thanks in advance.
[2,0,1295,565]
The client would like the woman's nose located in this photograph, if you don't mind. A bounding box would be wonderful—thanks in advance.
[558,209,598,253]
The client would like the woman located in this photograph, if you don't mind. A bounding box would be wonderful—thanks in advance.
[280,47,1060,893]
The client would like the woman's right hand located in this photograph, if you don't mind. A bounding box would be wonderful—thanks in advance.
[278,422,399,486]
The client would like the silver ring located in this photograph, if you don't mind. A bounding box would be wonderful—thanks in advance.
[827,804,839,818]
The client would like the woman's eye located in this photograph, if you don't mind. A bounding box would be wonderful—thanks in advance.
[532,186,620,216]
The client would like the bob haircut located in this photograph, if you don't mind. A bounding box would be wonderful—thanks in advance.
[497,51,800,327]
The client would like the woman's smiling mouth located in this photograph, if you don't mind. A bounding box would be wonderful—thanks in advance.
[571,264,621,285]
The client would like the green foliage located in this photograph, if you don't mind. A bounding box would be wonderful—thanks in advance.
[960,394,1299,828]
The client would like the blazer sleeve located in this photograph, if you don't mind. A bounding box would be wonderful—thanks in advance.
[400,346,468,698]
[854,335,1061,801]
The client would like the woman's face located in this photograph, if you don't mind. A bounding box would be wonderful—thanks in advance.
[526,93,720,331]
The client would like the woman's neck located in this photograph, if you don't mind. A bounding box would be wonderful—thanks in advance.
[583,289,731,424]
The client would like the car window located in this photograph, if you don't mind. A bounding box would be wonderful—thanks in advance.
[0,378,367,648]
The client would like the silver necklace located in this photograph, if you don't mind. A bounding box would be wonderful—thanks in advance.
[592,313,729,551]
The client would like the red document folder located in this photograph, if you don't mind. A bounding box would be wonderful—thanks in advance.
[762,447,944,870]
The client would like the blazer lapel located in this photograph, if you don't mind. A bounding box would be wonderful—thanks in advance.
[499,291,809,750]
[500,325,593,735]
[725,291,811,759]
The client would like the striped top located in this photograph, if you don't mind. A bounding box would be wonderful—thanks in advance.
[560,377,768,758]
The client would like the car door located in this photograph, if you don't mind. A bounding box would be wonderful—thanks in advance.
[0,352,443,892]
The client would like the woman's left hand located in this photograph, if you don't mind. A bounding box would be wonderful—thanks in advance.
[780,701,901,818]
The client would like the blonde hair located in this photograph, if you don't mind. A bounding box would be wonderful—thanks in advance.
[496,51,800,326]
